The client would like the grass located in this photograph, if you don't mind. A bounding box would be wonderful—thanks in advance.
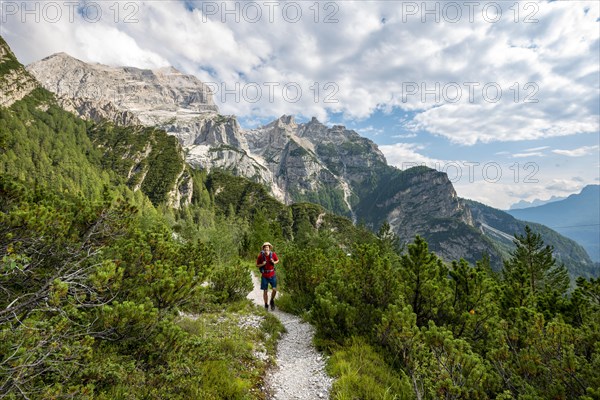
[176,299,284,399]
[275,292,312,320]
[327,337,413,400]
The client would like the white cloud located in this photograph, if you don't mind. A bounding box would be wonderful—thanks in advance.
[357,125,384,136]
[457,181,541,210]
[1,0,598,210]
[525,146,550,152]
[379,143,444,168]
[392,133,417,139]
[552,145,600,157]
[545,179,588,193]
[2,0,597,146]
[410,102,599,145]
[512,151,544,158]
[456,176,594,210]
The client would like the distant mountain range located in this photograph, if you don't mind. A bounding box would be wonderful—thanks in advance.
[507,185,600,262]
[509,195,566,210]
[13,42,596,277]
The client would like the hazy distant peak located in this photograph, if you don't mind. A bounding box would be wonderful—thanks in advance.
[509,195,565,210]
[580,184,600,195]
[509,184,600,210]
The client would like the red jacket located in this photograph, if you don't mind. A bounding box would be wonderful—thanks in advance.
[257,251,278,278]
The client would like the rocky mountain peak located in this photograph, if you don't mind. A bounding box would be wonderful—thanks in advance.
[298,118,358,143]
[27,53,219,127]
[35,52,92,74]
[301,116,326,130]
[43,52,79,61]
[275,114,296,127]
[263,115,298,133]
[154,66,180,75]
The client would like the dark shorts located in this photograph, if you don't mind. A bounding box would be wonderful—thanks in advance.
[261,276,277,290]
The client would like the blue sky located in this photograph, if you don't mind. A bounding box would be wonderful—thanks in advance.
[1,0,598,208]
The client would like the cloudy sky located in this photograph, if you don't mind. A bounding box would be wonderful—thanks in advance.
[1,0,598,208]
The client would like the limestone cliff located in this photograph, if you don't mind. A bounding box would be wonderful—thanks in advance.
[0,37,38,107]
[27,53,218,124]
[27,53,283,201]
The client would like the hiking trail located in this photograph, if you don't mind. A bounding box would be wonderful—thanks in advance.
[248,274,333,400]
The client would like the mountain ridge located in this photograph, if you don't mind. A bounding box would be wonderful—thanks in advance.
[23,49,596,275]
[507,185,600,262]
[508,194,566,210]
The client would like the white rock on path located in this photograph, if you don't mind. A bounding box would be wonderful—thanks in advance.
[247,274,333,400]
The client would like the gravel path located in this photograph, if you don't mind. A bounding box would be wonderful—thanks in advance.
[247,274,333,400]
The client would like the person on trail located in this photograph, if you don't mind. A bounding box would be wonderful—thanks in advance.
[257,242,279,310]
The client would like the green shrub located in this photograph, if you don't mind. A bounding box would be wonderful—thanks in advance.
[208,261,253,302]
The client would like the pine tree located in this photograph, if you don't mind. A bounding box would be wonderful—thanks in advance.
[447,258,500,349]
[502,225,569,311]
[377,221,403,254]
[400,236,451,327]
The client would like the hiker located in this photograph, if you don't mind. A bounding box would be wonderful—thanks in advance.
[257,242,279,310]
